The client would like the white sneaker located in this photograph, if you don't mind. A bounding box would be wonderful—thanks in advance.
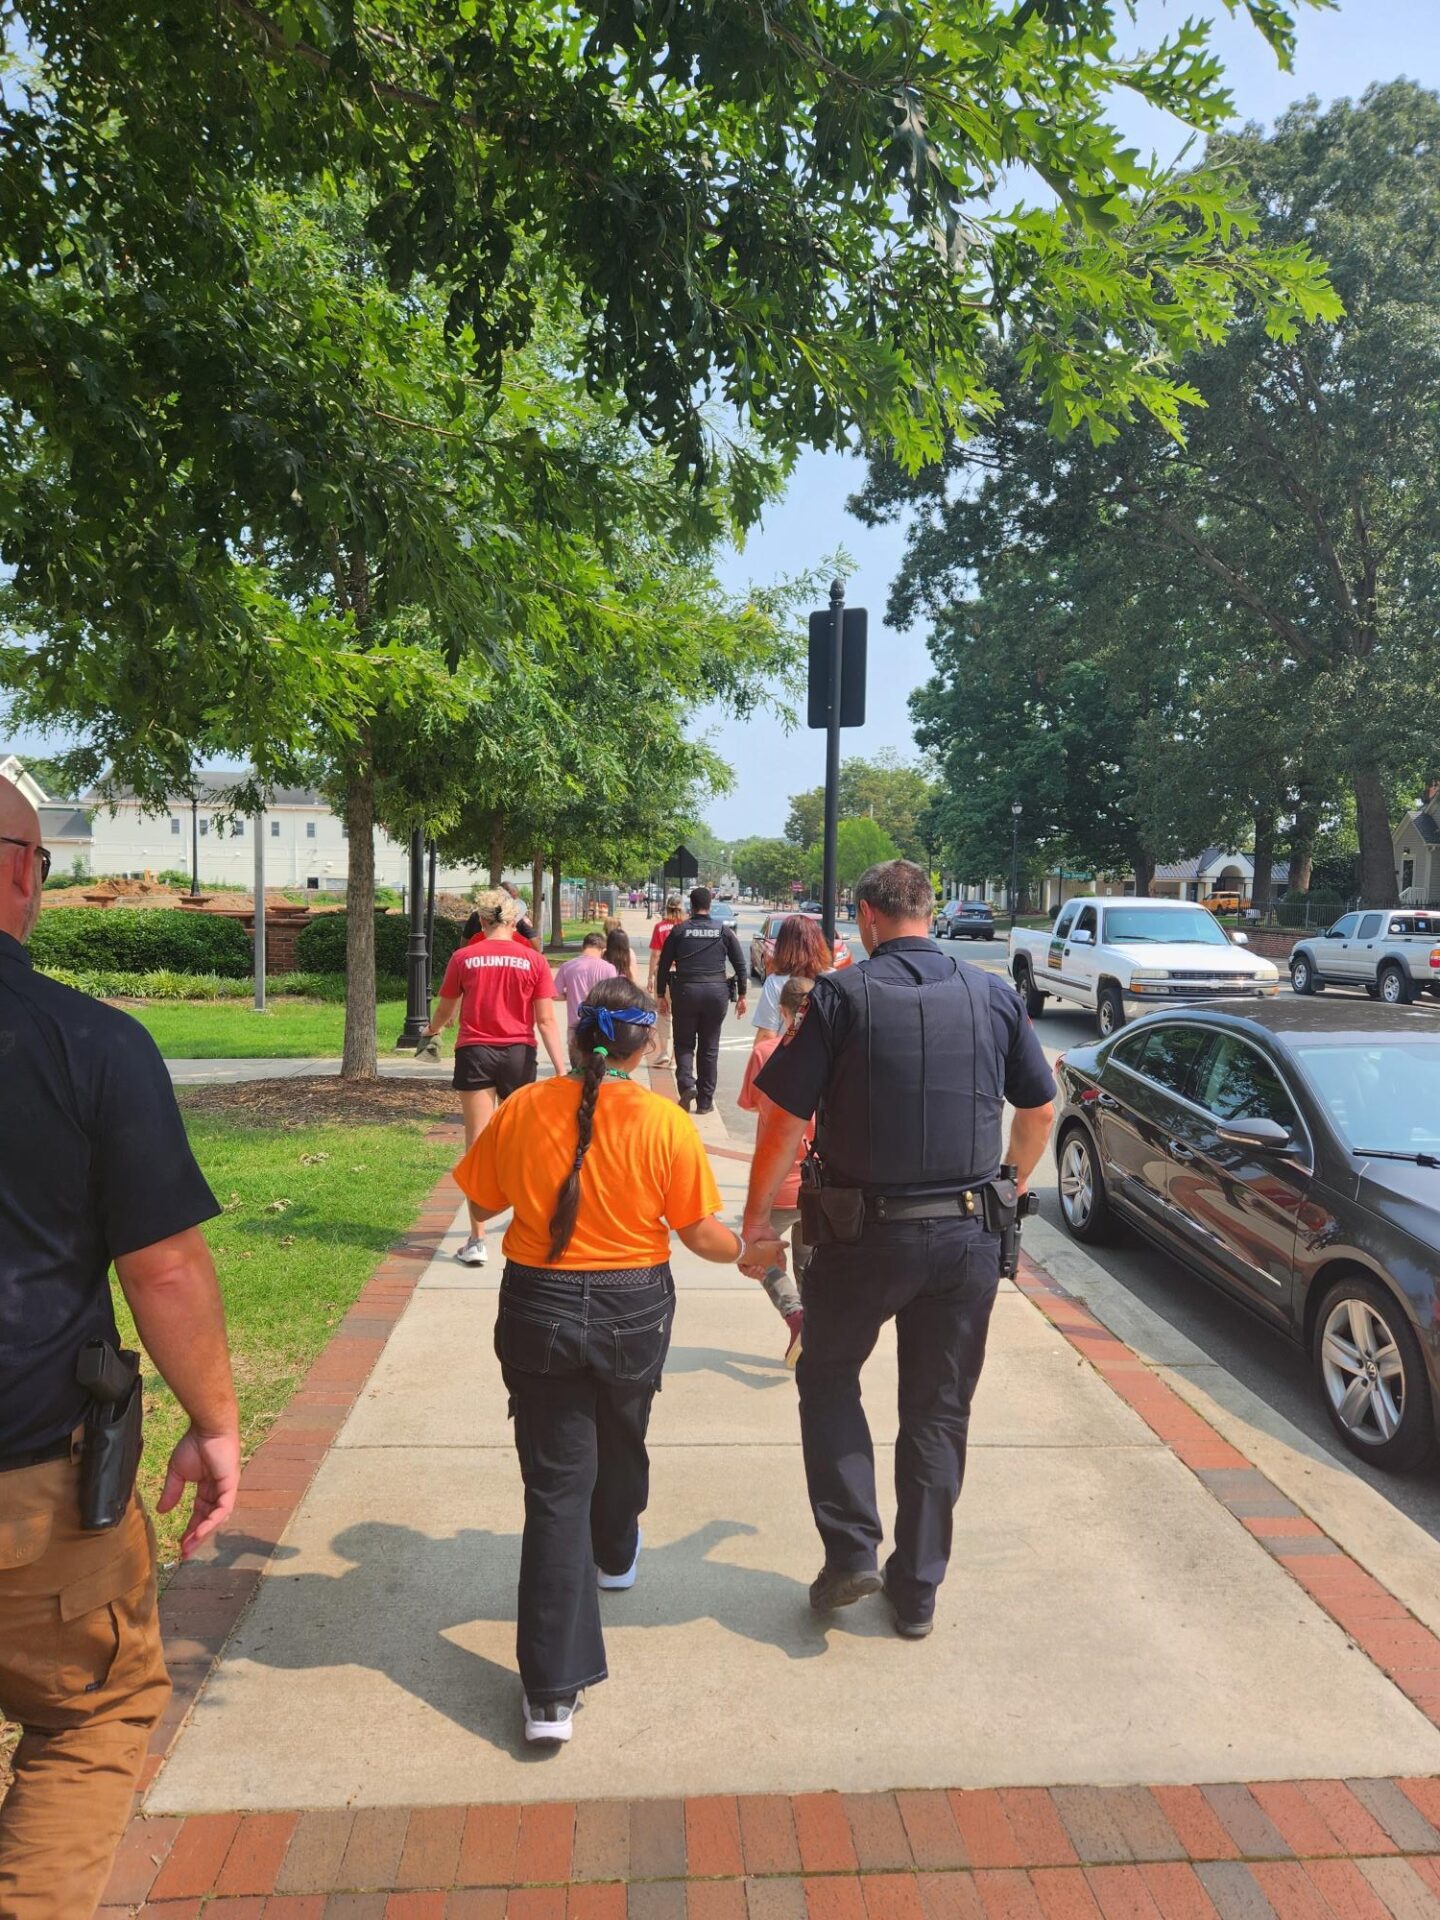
[524,1691,580,1744]
[598,1530,641,1591]
[456,1235,488,1268]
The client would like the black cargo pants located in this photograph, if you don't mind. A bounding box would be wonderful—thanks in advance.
[795,1216,1002,1624]
[670,981,730,1110]
[495,1263,675,1702]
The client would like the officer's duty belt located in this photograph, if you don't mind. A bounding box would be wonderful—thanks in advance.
[868,1190,981,1224]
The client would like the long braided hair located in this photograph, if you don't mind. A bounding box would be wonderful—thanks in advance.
[547,976,657,1261]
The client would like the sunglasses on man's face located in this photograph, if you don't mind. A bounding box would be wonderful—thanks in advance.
[1,836,52,882]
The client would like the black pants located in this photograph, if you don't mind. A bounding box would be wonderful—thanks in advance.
[670,981,730,1108]
[795,1217,1001,1623]
[496,1263,675,1703]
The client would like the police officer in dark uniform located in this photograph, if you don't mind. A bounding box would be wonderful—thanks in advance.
[655,885,748,1114]
[739,859,1055,1638]
[0,776,240,1917]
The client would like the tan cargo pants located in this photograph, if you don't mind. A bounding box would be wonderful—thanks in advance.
[0,1438,170,1920]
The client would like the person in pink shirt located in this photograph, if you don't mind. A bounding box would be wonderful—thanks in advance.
[737,975,816,1368]
[552,933,617,1033]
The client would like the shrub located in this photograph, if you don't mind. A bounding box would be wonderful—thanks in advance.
[30,908,254,976]
[294,910,466,976]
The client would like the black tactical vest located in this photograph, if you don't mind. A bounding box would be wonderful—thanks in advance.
[816,954,1006,1191]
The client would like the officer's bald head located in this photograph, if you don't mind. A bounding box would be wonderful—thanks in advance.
[0,777,46,943]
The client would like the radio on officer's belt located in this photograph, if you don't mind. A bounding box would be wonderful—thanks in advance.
[75,1338,144,1531]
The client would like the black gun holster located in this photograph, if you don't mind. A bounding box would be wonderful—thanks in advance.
[76,1339,144,1531]
[983,1166,1040,1280]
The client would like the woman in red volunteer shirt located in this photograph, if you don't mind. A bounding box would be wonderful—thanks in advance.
[421,889,566,1267]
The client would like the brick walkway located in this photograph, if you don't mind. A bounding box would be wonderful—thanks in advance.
[97,1132,1440,1919]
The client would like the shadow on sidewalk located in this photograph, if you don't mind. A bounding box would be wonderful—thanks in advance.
[664,1343,794,1389]
[235,1517,841,1757]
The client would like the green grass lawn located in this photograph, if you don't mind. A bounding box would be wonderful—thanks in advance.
[124,996,415,1058]
[115,1112,457,1564]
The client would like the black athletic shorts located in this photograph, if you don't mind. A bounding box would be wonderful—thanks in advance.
[453,1043,538,1096]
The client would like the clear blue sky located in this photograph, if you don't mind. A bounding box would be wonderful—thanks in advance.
[702,0,1440,842]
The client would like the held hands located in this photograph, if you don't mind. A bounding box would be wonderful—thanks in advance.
[158,1423,241,1560]
[738,1217,785,1279]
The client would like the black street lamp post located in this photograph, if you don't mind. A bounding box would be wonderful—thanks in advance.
[1010,799,1023,930]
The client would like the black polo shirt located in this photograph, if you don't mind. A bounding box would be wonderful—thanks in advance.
[756,936,1056,1184]
[0,930,220,1455]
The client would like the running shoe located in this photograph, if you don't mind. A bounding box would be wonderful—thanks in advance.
[598,1530,642,1591]
[456,1235,487,1268]
[523,1692,580,1744]
[784,1311,804,1370]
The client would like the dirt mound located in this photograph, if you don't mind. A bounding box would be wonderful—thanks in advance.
[178,1075,464,1127]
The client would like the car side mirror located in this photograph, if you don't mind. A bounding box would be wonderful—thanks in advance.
[1071,928,1094,945]
[1231,930,1249,945]
[1216,1116,1293,1152]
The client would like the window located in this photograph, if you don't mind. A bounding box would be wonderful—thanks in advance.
[1102,905,1228,947]
[270,819,280,838]
[1073,905,1099,940]
[1193,1037,1297,1129]
[170,817,181,836]
[1326,913,1361,939]
[232,819,244,838]
[306,875,319,889]
[1357,912,1382,939]
[1053,903,1079,941]
[306,821,317,840]
[198,817,209,837]
[1133,1024,1211,1098]
[1401,857,1415,893]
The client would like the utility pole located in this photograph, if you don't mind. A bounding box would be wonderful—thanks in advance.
[1010,799,1023,931]
[820,578,845,948]
[252,795,266,1012]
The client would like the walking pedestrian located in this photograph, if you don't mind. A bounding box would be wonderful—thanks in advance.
[645,894,684,1065]
[737,975,816,1368]
[655,886,748,1115]
[453,977,741,1745]
[739,860,1055,1639]
[501,879,541,950]
[604,924,636,985]
[419,887,566,1268]
[0,778,239,1918]
[552,932,616,1035]
[750,912,833,1046]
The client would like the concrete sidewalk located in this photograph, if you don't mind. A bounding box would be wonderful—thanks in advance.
[148,1132,1440,1815]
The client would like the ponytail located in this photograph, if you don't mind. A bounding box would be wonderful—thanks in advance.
[547,1047,608,1261]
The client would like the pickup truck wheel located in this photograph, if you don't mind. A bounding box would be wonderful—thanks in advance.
[1290,954,1320,995]
[1378,963,1413,1006]
[1314,1276,1433,1471]
[1012,959,1045,1020]
[1096,985,1125,1037]
[1057,1125,1115,1245]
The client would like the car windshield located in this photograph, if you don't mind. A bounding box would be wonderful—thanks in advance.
[1291,1039,1440,1155]
[1102,906,1231,947]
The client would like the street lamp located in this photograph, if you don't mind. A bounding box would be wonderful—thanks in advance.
[1010,800,1023,930]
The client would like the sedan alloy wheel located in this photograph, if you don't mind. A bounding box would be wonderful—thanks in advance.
[1315,1281,1433,1470]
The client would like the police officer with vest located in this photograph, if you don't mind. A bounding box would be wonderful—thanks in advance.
[739,860,1054,1639]
[655,886,748,1115]
[0,776,239,1917]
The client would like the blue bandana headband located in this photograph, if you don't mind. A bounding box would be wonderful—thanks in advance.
[577,1003,657,1042]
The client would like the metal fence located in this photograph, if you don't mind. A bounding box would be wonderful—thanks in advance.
[1245,897,1440,930]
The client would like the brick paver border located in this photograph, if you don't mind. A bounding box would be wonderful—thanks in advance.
[97,1124,1440,1918]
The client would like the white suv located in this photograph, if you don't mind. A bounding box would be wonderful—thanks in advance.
[1290,910,1440,1004]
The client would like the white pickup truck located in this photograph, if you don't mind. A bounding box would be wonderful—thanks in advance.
[1009,896,1282,1037]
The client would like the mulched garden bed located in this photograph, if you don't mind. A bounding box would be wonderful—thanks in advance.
[178,1075,465,1127]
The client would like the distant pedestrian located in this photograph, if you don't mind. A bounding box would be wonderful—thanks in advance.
[0,777,239,1916]
[420,888,566,1268]
[501,880,541,951]
[646,895,684,1065]
[452,977,741,1745]
[656,887,748,1115]
[553,932,616,1035]
[738,975,816,1368]
[604,925,636,985]
[751,913,833,1045]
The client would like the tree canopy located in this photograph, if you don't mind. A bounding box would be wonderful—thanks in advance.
[784,753,938,864]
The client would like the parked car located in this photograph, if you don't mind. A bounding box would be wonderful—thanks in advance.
[798,898,823,914]
[1010,896,1281,1038]
[748,911,853,981]
[934,899,996,941]
[1206,892,1248,916]
[1289,910,1440,1005]
[1053,997,1440,1470]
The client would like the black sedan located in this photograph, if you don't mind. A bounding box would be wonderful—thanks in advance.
[1053,999,1440,1472]
[935,899,997,941]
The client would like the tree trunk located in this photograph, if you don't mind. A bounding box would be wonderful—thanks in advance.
[1251,804,1276,910]
[341,761,379,1080]
[1287,783,1319,895]
[531,850,546,948]
[488,819,505,888]
[551,857,564,952]
[1353,759,1398,906]
[1132,847,1155,897]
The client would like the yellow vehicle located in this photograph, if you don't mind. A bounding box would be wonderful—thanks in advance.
[1206,891,1249,916]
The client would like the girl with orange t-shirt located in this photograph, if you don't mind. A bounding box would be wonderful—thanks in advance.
[454,976,740,1746]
